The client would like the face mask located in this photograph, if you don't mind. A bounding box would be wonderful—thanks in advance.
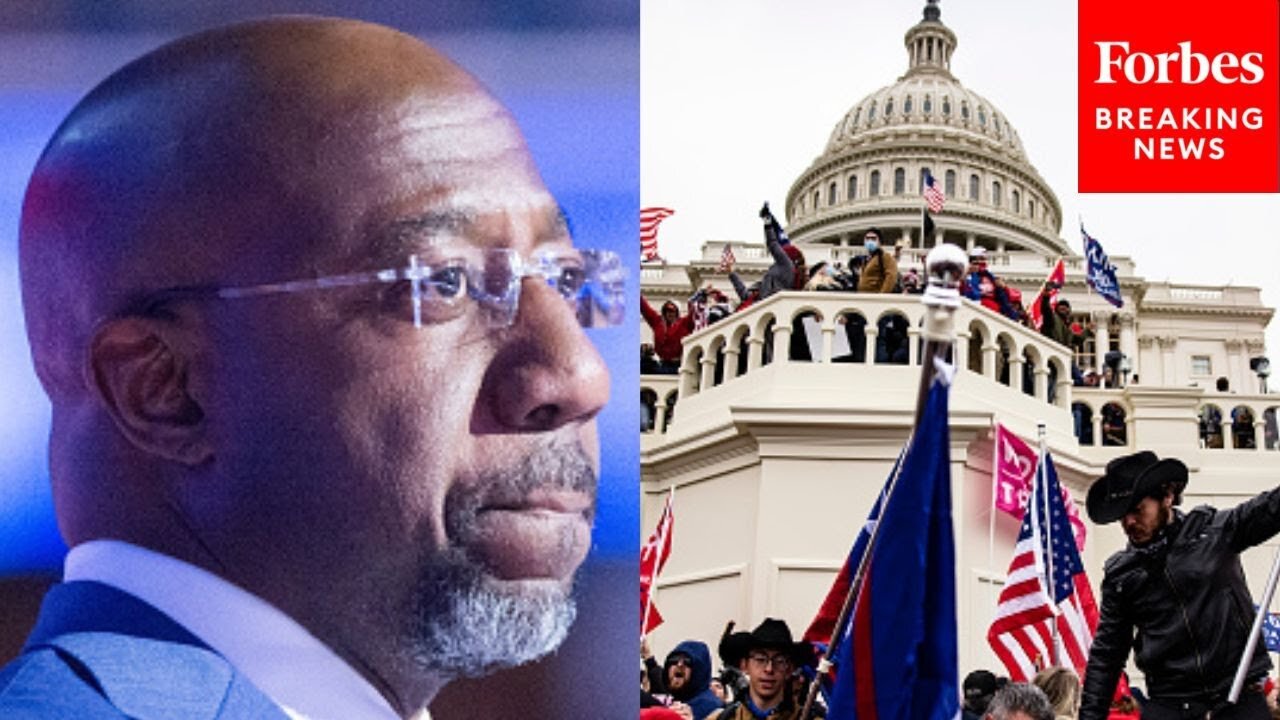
[864,240,879,254]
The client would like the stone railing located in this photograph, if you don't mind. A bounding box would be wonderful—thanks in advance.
[641,290,1076,437]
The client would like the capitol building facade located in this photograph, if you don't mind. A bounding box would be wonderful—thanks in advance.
[640,0,1278,683]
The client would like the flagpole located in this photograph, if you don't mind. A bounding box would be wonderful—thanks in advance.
[989,420,999,607]
[1037,421,1060,667]
[1229,546,1280,702]
[799,244,966,720]
[641,486,674,641]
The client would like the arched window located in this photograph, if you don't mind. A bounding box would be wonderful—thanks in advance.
[812,190,820,211]
[978,107,987,127]
[942,97,951,116]
[961,102,970,121]
[923,95,932,114]
[992,180,1002,207]
[1012,190,1021,213]
[903,95,913,114]
[848,175,858,200]
[1073,403,1095,445]
[1029,199,1036,219]
[894,167,905,195]
[1102,403,1127,446]
[853,107,862,124]
[884,98,894,117]
[662,391,678,432]
[828,182,838,206]
[870,170,881,196]
[1233,406,1257,449]
[868,101,877,121]
[945,169,956,198]
[641,389,658,433]
[1200,405,1224,448]
[919,167,931,192]
[968,174,980,201]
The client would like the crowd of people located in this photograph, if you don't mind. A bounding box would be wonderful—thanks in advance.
[641,207,1106,384]
[641,626,1280,720]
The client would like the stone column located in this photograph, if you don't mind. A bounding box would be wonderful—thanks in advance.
[1117,312,1137,380]
[723,343,741,381]
[1008,354,1024,391]
[1137,335,1157,386]
[1247,339,1268,394]
[1255,419,1267,451]
[908,327,921,366]
[747,337,765,372]
[821,325,835,363]
[983,343,998,380]
[966,233,976,254]
[1226,339,1245,392]
[956,331,971,372]
[772,322,792,365]
[1055,376,1073,409]
[1034,367,1049,402]
[1092,413,1103,446]
[700,352,717,390]
[1094,312,1112,386]
[679,361,698,398]
[1159,336,1178,386]
[864,325,879,365]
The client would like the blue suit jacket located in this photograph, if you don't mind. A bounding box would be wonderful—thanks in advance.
[0,581,289,719]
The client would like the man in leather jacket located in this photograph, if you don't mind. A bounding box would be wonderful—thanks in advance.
[1079,451,1277,719]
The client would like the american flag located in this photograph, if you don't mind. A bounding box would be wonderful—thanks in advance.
[987,451,1098,681]
[640,489,675,636]
[718,243,736,272]
[922,171,946,214]
[640,207,675,262]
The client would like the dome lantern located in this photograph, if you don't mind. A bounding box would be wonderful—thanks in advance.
[904,0,956,79]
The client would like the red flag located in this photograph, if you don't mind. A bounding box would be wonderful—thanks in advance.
[1027,259,1066,330]
[641,207,675,262]
[988,452,1098,682]
[640,490,674,635]
[993,423,1087,550]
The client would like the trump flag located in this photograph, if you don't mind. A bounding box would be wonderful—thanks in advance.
[824,376,958,720]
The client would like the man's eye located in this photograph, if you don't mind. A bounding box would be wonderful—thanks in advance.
[555,265,587,298]
[428,266,467,299]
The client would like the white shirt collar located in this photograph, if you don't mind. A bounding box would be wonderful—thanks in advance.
[64,539,418,720]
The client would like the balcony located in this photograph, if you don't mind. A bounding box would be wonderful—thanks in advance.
[641,291,1078,454]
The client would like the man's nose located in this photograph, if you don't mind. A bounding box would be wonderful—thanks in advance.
[483,278,611,431]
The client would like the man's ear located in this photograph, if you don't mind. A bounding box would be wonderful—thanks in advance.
[85,317,211,466]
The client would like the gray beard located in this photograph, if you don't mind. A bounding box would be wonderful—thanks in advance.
[406,439,595,677]
[407,554,577,677]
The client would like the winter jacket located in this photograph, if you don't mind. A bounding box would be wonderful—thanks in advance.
[857,250,898,294]
[663,640,724,720]
[757,224,796,301]
[1039,294,1074,348]
[641,296,696,363]
[961,269,1017,320]
[1079,490,1280,718]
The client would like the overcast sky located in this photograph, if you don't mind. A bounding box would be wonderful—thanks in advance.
[642,0,1280,358]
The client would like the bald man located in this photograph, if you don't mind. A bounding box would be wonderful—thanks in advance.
[0,16,622,719]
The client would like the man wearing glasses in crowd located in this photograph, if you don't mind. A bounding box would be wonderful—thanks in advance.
[0,16,623,719]
[714,619,810,720]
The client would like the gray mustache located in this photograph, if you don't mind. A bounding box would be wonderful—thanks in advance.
[445,441,598,535]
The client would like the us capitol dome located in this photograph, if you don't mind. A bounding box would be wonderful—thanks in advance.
[785,0,1066,258]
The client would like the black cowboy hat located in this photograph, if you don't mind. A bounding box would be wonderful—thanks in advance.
[718,618,811,669]
[1086,450,1188,524]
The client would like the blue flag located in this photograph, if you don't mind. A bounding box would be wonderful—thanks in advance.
[1081,224,1123,308]
[1257,605,1280,653]
[827,377,958,720]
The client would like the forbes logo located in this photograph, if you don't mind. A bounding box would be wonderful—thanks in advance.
[1095,41,1264,84]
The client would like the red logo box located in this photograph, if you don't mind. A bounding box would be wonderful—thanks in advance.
[1079,0,1279,192]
